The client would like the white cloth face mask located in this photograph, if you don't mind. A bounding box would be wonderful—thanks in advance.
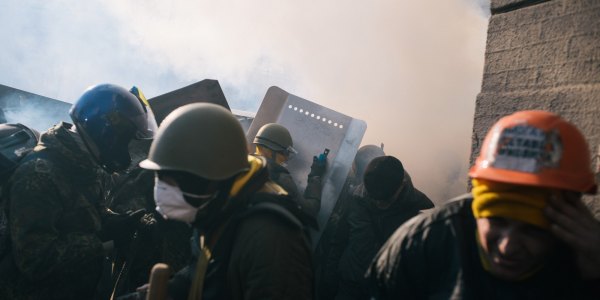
[153,178,200,224]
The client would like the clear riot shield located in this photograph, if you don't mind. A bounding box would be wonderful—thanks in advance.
[247,86,367,246]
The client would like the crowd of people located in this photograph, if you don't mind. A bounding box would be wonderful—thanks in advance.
[0,84,598,299]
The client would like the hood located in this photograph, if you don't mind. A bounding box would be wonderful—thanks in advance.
[35,122,97,173]
[356,171,434,212]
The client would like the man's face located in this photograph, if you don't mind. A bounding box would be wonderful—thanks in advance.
[372,183,403,209]
[476,217,557,281]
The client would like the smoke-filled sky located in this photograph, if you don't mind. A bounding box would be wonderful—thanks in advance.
[0,0,489,202]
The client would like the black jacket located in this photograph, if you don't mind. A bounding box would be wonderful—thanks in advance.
[0,122,107,299]
[264,157,322,218]
[168,157,314,300]
[313,175,358,300]
[337,174,433,298]
[367,195,599,299]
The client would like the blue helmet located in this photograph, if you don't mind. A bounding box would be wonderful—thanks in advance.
[69,84,157,172]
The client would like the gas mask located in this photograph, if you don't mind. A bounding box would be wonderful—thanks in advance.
[153,177,218,224]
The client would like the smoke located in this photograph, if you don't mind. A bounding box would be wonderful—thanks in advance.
[0,0,488,203]
[0,93,71,133]
[0,1,186,101]
[472,0,491,16]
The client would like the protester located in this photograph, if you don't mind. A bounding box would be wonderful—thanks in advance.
[368,110,600,299]
[337,155,434,299]
[105,89,192,297]
[253,122,326,218]
[0,123,39,268]
[139,103,314,299]
[0,84,155,299]
[315,144,385,299]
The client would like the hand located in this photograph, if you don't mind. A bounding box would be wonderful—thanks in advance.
[308,155,327,177]
[545,192,600,279]
[99,209,146,249]
[136,283,149,293]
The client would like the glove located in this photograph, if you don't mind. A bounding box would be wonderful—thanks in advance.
[99,209,146,249]
[308,154,327,177]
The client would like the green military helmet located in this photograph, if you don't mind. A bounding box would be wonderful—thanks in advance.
[253,123,297,155]
[140,103,249,180]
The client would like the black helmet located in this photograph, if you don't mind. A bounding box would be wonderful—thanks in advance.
[0,123,39,181]
[70,84,157,173]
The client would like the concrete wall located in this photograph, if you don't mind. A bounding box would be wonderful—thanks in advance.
[471,0,600,215]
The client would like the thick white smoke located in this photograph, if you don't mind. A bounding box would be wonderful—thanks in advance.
[0,0,488,203]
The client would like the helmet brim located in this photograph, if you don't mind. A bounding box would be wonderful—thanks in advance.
[469,166,598,195]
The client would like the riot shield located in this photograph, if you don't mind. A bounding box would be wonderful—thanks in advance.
[247,86,367,245]
[231,109,256,133]
[148,79,230,124]
[0,80,232,131]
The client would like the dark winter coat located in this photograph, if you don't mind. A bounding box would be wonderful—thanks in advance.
[107,167,193,296]
[168,157,314,300]
[314,174,358,300]
[367,195,599,299]
[0,122,107,299]
[336,174,434,299]
[265,157,322,218]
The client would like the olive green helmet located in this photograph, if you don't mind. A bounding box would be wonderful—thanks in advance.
[253,123,297,155]
[140,103,249,180]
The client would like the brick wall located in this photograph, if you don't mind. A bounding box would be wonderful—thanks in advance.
[471,0,600,215]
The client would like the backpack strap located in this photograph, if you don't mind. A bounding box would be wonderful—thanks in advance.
[245,201,303,230]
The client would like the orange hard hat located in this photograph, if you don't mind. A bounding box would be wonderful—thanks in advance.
[469,110,597,194]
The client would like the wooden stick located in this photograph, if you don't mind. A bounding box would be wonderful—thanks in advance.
[146,263,171,300]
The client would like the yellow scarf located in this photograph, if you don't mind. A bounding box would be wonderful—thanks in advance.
[229,155,263,198]
[471,179,554,229]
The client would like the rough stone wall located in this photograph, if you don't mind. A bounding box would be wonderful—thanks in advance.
[470,0,600,215]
